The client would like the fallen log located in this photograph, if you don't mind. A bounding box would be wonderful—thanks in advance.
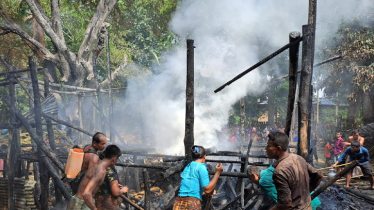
[2,95,65,173]
[311,160,359,200]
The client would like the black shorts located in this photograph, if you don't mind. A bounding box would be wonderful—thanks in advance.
[351,163,372,176]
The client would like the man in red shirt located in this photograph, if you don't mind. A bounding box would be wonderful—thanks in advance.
[324,140,334,167]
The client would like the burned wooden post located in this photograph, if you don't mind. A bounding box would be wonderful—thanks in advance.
[106,31,114,142]
[43,68,62,204]
[268,83,275,128]
[143,169,151,210]
[298,24,313,160]
[7,73,21,210]
[30,56,49,210]
[285,32,301,137]
[240,98,245,152]
[184,39,195,162]
[240,139,253,208]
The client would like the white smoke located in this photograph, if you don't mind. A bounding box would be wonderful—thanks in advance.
[119,0,373,154]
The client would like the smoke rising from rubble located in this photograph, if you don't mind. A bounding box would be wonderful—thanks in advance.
[118,0,373,154]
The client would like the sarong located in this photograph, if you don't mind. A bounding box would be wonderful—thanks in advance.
[66,195,92,210]
[173,196,201,210]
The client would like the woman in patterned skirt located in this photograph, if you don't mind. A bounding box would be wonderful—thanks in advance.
[173,145,223,210]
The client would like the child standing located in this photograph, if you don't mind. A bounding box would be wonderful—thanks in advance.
[324,140,334,167]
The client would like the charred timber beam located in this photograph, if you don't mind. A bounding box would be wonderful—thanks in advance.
[217,163,233,193]
[241,139,254,208]
[214,37,303,93]
[42,113,94,137]
[2,96,66,173]
[208,171,248,178]
[119,195,144,210]
[285,32,301,137]
[115,163,170,170]
[142,169,151,210]
[311,161,359,200]
[30,56,49,210]
[298,24,313,160]
[7,73,21,210]
[216,193,242,210]
[184,39,195,162]
[313,55,342,68]
[42,158,71,201]
[339,184,374,205]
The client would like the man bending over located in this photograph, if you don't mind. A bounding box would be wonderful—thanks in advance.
[66,145,122,210]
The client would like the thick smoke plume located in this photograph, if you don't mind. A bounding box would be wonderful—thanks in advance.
[117,0,373,154]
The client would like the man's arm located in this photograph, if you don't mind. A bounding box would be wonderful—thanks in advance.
[359,137,365,146]
[361,149,370,163]
[82,172,104,210]
[307,163,323,192]
[109,180,128,197]
[271,173,292,210]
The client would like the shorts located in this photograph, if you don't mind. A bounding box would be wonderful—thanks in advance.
[334,155,341,162]
[173,196,201,210]
[66,195,94,210]
[351,163,372,176]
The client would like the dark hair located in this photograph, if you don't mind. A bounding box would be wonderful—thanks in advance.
[351,141,360,148]
[336,132,341,135]
[247,165,260,176]
[92,132,105,144]
[102,145,121,159]
[268,131,289,151]
[191,145,206,160]
[351,130,359,135]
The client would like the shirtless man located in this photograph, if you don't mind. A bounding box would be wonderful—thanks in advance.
[82,132,107,171]
[66,145,122,210]
[341,130,365,152]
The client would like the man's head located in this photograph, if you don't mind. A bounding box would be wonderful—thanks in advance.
[336,132,342,138]
[266,131,289,159]
[351,141,361,153]
[351,130,360,141]
[102,145,122,166]
[191,145,206,161]
[247,165,260,184]
[92,132,107,151]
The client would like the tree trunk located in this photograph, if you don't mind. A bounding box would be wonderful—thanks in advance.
[362,91,374,125]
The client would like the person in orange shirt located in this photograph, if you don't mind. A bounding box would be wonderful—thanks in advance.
[324,140,334,167]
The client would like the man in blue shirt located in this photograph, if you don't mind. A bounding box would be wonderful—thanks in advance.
[332,141,374,189]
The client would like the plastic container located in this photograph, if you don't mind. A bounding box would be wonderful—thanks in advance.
[65,148,84,179]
